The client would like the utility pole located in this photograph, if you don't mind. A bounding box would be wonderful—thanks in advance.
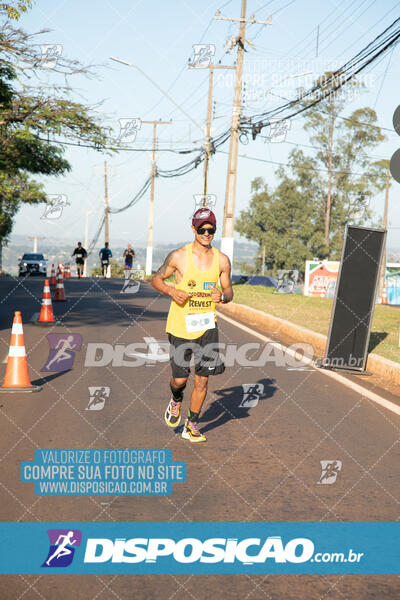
[189,62,235,196]
[104,161,109,245]
[379,167,391,299]
[142,120,171,276]
[103,160,111,277]
[27,236,45,252]
[83,209,91,277]
[215,1,272,263]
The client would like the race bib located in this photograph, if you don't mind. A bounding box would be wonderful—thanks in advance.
[102,259,109,264]
[185,312,215,333]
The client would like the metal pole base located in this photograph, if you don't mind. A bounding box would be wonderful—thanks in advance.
[0,385,42,393]
[315,363,372,376]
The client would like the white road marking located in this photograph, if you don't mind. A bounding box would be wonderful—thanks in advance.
[217,311,400,417]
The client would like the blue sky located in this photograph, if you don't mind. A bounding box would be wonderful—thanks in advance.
[11,0,400,253]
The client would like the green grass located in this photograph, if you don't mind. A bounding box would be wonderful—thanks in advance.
[232,285,400,364]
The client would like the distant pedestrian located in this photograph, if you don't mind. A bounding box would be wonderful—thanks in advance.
[123,244,136,279]
[71,242,87,278]
[99,242,112,277]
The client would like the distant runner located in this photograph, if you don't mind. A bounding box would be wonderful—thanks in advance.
[71,242,87,278]
[151,208,233,442]
[123,244,136,278]
[99,242,112,277]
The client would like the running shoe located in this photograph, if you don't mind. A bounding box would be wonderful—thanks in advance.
[182,419,207,443]
[165,398,182,428]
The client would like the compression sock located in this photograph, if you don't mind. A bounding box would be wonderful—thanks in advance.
[170,382,185,402]
[188,409,200,422]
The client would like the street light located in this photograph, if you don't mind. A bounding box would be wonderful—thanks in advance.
[109,56,203,132]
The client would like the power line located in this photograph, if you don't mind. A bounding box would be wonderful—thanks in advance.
[35,17,400,185]
[219,150,371,176]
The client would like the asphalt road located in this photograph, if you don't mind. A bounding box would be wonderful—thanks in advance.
[0,276,399,599]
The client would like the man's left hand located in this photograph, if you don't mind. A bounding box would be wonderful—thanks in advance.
[211,287,222,303]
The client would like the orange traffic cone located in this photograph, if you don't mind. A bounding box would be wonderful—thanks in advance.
[49,264,56,286]
[0,311,41,392]
[54,270,66,302]
[65,264,71,279]
[381,282,388,305]
[37,279,55,323]
[58,263,64,279]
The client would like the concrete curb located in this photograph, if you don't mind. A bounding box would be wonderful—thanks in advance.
[217,302,400,386]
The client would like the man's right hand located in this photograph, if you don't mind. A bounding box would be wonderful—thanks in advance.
[171,289,190,305]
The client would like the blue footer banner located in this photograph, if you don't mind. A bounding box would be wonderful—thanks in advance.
[0,522,399,574]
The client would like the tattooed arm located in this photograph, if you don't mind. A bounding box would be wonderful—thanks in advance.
[150,249,190,306]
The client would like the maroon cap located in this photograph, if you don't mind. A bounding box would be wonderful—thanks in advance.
[192,208,217,229]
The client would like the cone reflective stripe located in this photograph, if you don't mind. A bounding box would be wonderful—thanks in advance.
[50,264,56,286]
[37,279,55,323]
[54,270,66,302]
[0,311,41,392]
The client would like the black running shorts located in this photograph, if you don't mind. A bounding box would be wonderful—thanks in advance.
[168,325,225,378]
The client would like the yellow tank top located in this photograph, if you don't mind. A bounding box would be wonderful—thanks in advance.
[166,243,220,340]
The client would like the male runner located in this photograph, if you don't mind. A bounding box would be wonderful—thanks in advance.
[99,242,112,277]
[123,244,135,278]
[71,242,87,278]
[151,208,233,442]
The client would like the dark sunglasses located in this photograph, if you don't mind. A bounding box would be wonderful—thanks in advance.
[197,226,216,235]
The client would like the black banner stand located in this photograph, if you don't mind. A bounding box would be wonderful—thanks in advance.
[317,225,386,375]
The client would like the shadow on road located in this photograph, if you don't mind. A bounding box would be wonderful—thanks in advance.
[200,378,277,434]
[31,370,71,386]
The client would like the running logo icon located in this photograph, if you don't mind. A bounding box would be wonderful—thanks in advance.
[317,460,342,485]
[120,279,140,294]
[41,333,82,372]
[41,194,67,220]
[86,386,110,411]
[191,44,216,67]
[117,118,142,143]
[264,119,291,143]
[39,44,63,69]
[193,194,216,211]
[41,529,82,568]
[239,383,264,408]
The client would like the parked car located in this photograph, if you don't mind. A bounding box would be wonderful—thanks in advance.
[18,253,47,277]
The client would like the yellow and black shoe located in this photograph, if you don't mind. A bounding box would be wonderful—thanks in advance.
[165,398,182,428]
[182,419,207,443]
